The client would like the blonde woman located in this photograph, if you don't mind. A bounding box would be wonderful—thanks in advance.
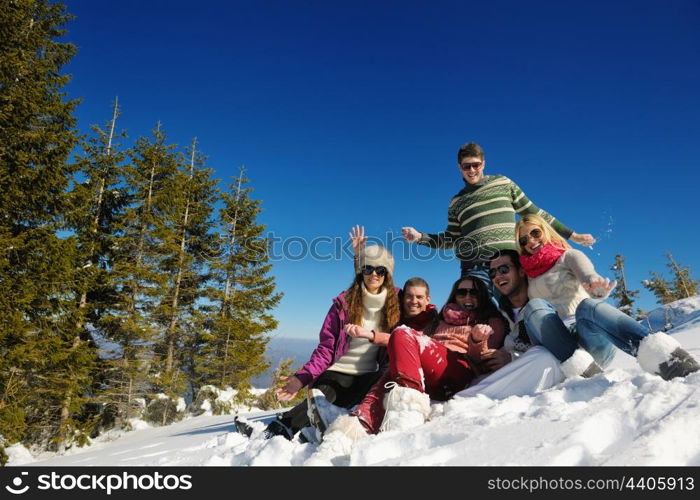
[514,214,698,380]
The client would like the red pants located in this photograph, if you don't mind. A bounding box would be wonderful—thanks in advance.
[352,327,474,434]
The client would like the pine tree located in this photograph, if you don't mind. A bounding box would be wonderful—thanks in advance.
[665,253,699,300]
[194,167,282,400]
[642,271,676,305]
[0,0,97,448]
[152,138,218,421]
[68,98,128,335]
[99,124,179,424]
[609,254,643,318]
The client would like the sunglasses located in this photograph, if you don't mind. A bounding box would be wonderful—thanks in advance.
[518,228,543,247]
[459,161,483,171]
[361,265,387,276]
[488,264,512,279]
[455,287,479,297]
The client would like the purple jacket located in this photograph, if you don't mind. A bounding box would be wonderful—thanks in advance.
[294,289,398,387]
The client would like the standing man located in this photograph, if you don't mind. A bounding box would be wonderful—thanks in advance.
[402,142,595,290]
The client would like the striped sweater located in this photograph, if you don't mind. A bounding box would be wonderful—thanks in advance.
[419,175,573,262]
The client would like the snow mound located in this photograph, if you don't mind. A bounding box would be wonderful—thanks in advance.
[15,296,700,467]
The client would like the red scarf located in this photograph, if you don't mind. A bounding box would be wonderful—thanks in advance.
[519,243,566,278]
[441,303,477,326]
[401,304,438,332]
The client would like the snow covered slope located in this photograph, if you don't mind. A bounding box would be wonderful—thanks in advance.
[12,297,700,467]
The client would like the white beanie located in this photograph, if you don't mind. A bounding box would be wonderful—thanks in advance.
[358,245,394,276]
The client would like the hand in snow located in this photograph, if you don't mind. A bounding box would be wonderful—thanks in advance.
[582,278,617,298]
[276,375,303,402]
[344,324,374,340]
[480,349,512,371]
[349,225,367,256]
[570,232,596,247]
[401,226,421,242]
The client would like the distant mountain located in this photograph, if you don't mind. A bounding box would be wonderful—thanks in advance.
[251,336,317,388]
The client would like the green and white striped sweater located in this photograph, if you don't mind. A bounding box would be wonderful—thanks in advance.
[419,175,573,262]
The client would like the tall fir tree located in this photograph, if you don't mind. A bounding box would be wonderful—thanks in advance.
[68,98,128,336]
[99,123,179,424]
[194,167,282,401]
[609,254,643,319]
[152,138,218,422]
[0,0,97,448]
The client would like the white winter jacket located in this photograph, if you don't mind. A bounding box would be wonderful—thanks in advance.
[527,249,607,318]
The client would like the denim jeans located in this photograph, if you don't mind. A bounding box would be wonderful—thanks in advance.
[523,298,640,368]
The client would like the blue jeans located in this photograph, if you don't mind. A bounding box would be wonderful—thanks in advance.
[523,298,641,368]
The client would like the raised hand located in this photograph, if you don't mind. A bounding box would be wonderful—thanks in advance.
[276,375,303,402]
[570,232,596,247]
[349,225,367,256]
[582,278,617,299]
[401,226,421,243]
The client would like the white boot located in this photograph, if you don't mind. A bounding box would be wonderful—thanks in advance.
[561,349,603,378]
[379,384,430,433]
[637,332,700,381]
[303,415,368,466]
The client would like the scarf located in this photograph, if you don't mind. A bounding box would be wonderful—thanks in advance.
[401,304,438,332]
[441,302,477,326]
[519,243,566,278]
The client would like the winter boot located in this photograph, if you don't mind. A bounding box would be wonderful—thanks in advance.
[262,415,295,440]
[234,416,254,438]
[636,332,700,381]
[303,415,369,466]
[561,349,604,379]
[378,383,430,433]
[305,388,348,443]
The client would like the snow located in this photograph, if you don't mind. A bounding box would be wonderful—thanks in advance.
[9,297,700,467]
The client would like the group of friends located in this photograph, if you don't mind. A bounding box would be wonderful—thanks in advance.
[234,142,699,462]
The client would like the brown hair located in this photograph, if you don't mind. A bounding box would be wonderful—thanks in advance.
[346,272,401,331]
[403,277,430,296]
[457,142,485,163]
[514,214,572,255]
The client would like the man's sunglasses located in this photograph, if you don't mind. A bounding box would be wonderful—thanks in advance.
[518,228,543,247]
[455,287,479,297]
[459,161,483,171]
[488,264,512,279]
[361,265,387,276]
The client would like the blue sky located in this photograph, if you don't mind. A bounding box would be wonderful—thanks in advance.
[62,0,700,340]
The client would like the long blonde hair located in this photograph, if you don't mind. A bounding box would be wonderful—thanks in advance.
[514,214,572,255]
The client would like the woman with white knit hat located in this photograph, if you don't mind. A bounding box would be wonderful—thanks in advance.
[235,227,401,441]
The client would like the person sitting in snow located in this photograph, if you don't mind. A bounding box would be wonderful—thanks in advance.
[514,213,700,380]
[235,227,401,441]
[456,249,566,397]
[308,275,506,461]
